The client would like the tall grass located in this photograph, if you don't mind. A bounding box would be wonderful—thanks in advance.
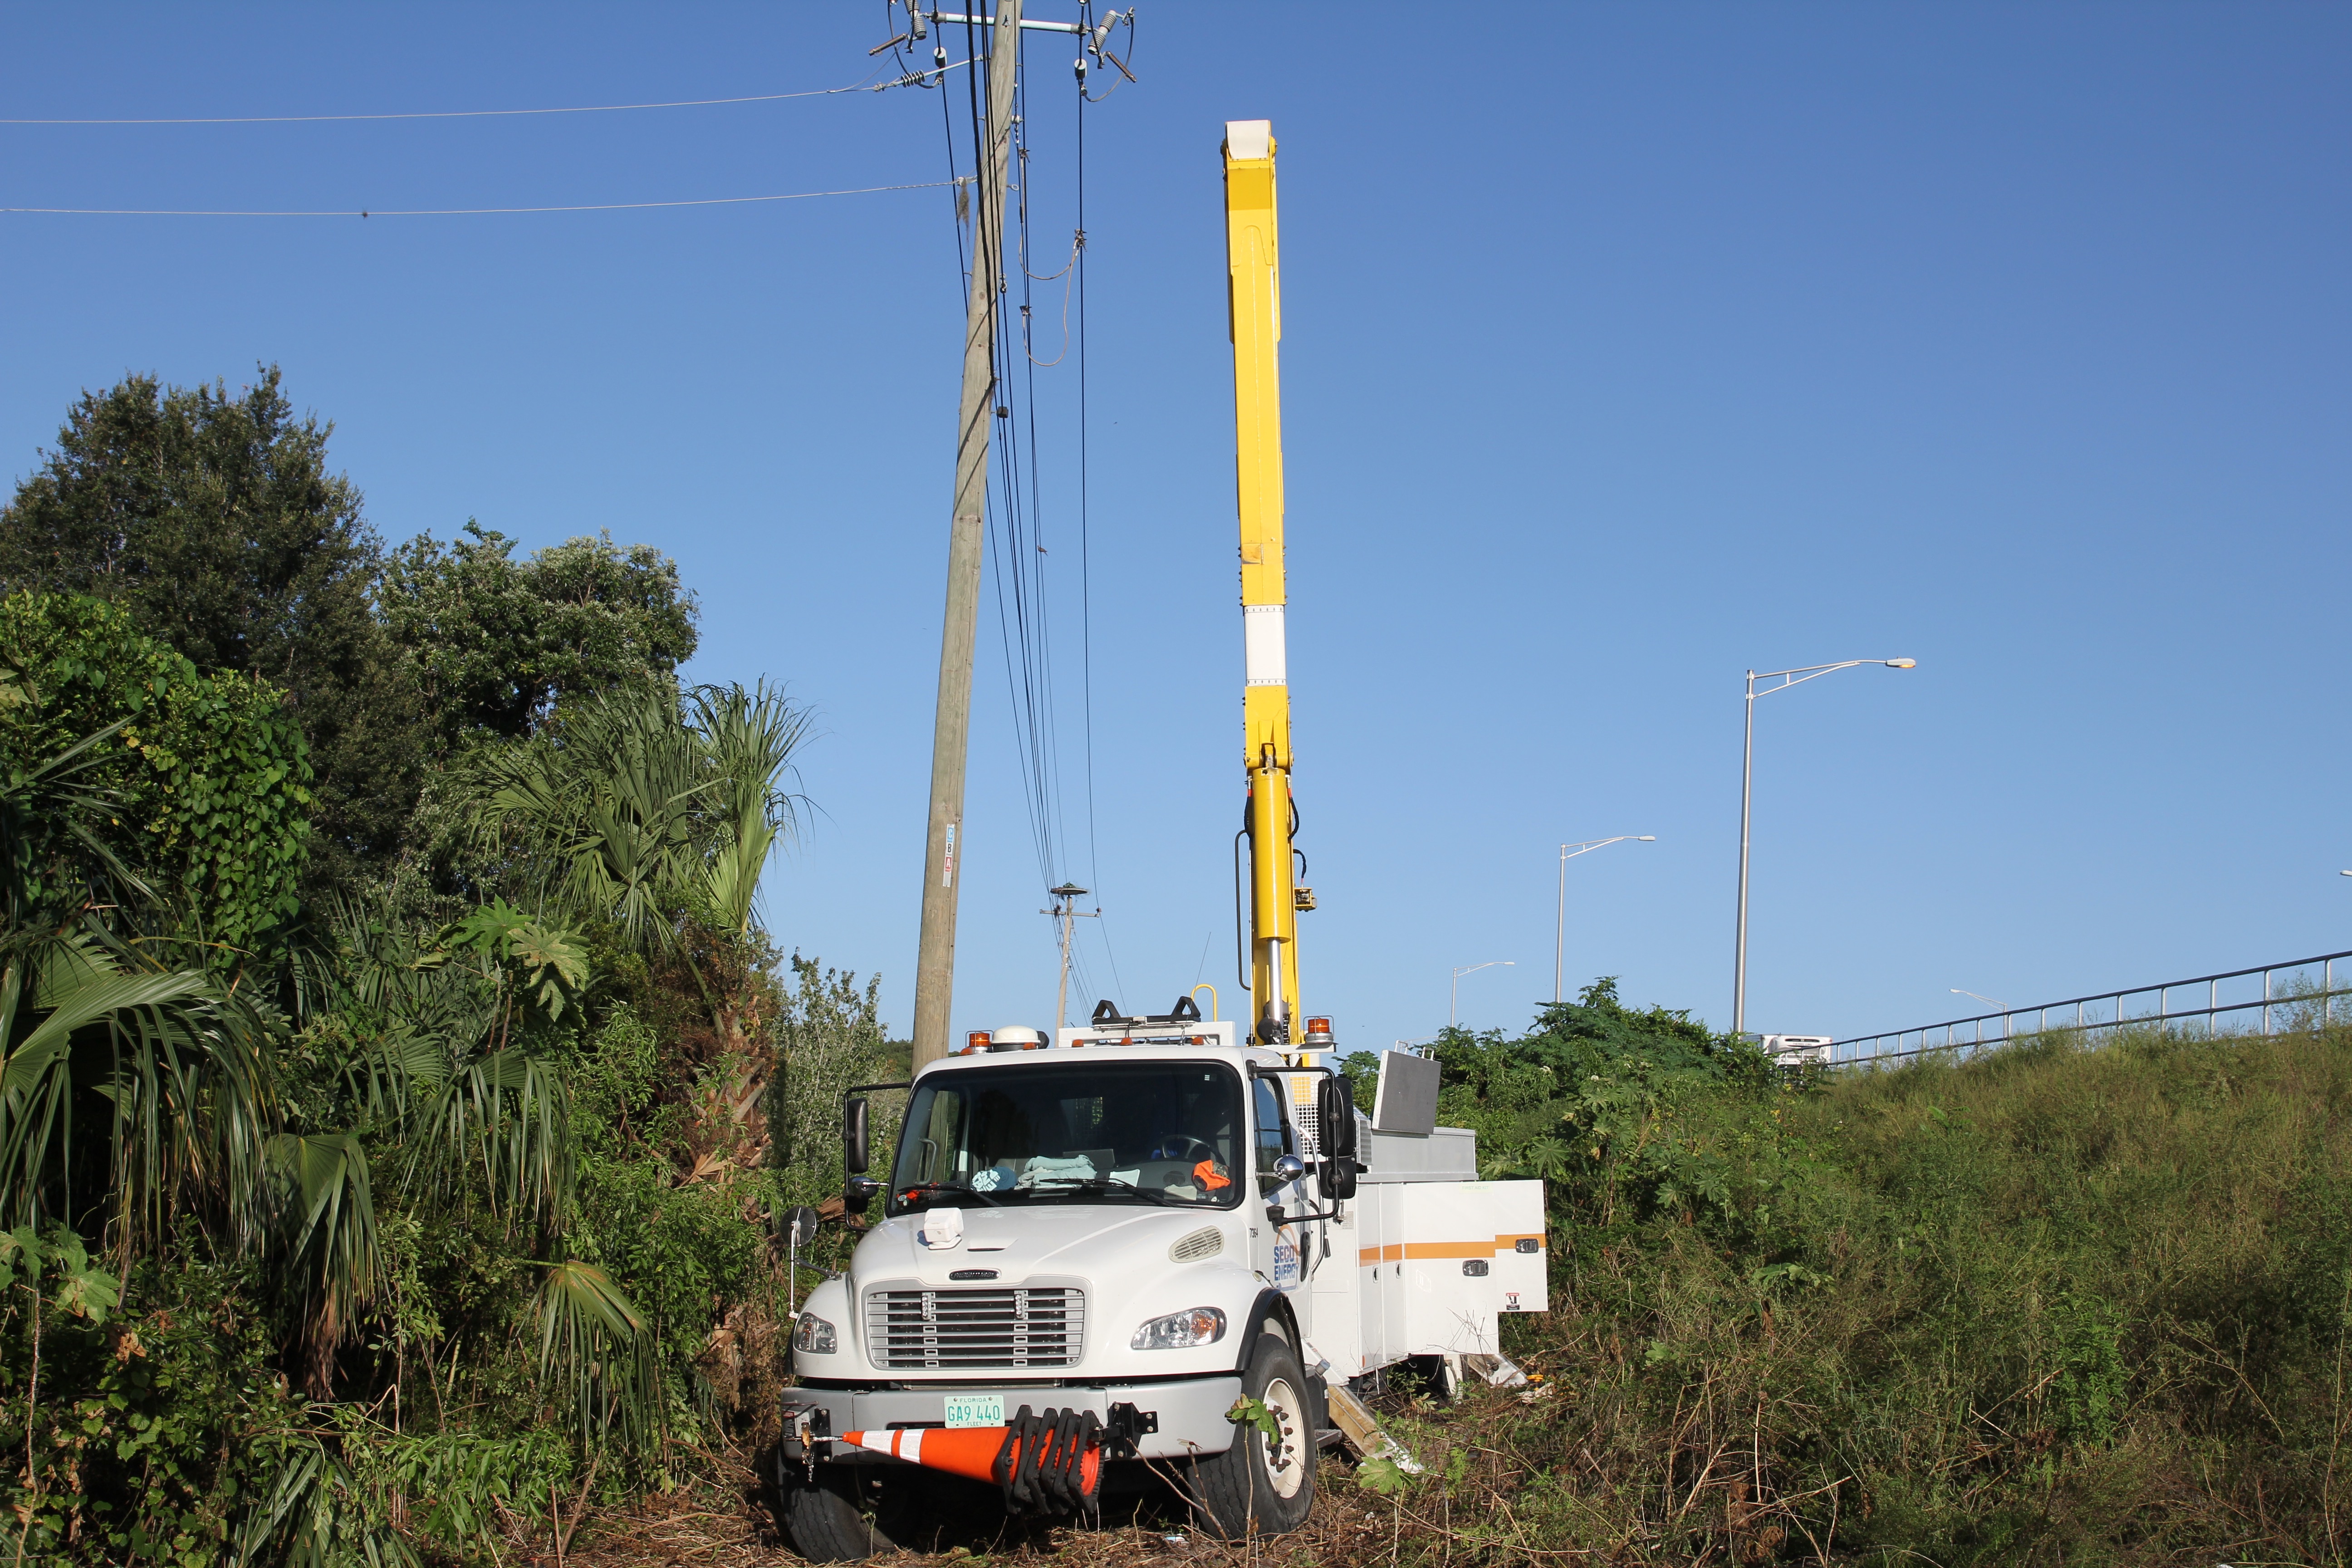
[1354,1024,2352,1565]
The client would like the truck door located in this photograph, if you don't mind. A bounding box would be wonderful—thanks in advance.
[1250,1074,1312,1308]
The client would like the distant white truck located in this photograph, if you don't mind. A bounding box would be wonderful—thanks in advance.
[775,1010,1547,1559]
[1759,1034,1834,1065]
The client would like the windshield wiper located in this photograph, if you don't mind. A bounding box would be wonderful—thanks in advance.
[893,1180,1002,1209]
[1049,1177,1181,1207]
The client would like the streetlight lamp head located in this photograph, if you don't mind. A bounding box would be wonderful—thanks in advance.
[1886,659,1916,669]
[1637,835,1656,841]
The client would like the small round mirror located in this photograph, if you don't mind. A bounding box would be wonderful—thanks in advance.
[1271,1154,1308,1184]
[786,1205,821,1248]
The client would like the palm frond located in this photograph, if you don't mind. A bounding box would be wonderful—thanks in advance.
[0,932,265,1240]
[0,718,154,921]
[532,1255,655,1441]
[230,1427,420,1568]
[471,680,813,949]
[413,1048,575,1228]
[101,965,274,1250]
[265,1130,380,1389]
[474,686,716,952]
[690,681,812,938]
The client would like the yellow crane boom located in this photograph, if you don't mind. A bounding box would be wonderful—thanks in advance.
[1224,119,1308,1048]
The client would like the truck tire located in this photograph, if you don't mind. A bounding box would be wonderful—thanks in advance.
[775,1459,905,1563]
[1189,1330,1318,1539]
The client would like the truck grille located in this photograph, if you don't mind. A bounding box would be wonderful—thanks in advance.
[864,1286,1086,1370]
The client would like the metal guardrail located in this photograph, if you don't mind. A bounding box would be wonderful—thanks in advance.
[1828,949,2352,1066]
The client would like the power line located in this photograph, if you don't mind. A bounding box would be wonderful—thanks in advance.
[1075,51,1101,916]
[1093,910,1132,1015]
[0,179,961,218]
[0,67,970,126]
[1017,39,1073,894]
[965,10,1064,904]
[979,24,1067,909]
[921,4,1122,1012]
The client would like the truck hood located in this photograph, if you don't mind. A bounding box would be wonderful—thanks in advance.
[854,1201,1235,1287]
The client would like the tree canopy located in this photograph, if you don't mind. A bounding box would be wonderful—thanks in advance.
[0,370,705,898]
[0,368,417,889]
[384,523,700,744]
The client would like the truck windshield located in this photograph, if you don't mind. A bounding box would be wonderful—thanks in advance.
[887,1060,1245,1214]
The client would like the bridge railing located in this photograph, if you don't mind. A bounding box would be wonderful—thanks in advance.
[1828,950,2352,1067]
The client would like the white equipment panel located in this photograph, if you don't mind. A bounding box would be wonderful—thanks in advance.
[1338,1178,1546,1374]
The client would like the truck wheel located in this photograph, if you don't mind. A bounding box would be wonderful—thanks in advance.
[775,1459,905,1563]
[1190,1331,1318,1539]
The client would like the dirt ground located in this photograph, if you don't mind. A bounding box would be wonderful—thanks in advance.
[557,1450,1404,1568]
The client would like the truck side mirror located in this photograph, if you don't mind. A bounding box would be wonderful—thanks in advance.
[1317,1076,1359,1200]
[1318,1075,1358,1158]
[845,1098,871,1173]
[843,1098,875,1215]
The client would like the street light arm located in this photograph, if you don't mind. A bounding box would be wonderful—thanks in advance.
[1558,834,1658,860]
[1556,838,1655,1003]
[1449,960,1514,1031]
[1750,658,1916,699]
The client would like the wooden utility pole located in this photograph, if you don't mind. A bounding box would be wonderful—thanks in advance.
[913,0,1024,1071]
[1048,882,1088,1034]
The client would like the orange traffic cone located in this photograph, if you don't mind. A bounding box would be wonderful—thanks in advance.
[831,1425,1102,1495]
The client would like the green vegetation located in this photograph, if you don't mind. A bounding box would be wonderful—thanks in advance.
[0,369,417,891]
[0,369,894,1565]
[10,366,2346,1567]
[1331,991,2352,1565]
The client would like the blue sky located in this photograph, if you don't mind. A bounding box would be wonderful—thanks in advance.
[5,4,2346,1046]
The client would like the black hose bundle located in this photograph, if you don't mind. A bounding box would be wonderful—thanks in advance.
[993,1405,1103,1515]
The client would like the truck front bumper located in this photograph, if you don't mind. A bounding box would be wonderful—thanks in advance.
[781,1376,1244,1464]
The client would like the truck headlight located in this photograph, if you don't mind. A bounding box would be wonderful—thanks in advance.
[793,1312,837,1355]
[1130,1306,1226,1350]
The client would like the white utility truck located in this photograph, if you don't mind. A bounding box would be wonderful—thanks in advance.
[775,108,1550,1560]
[776,1011,1546,1557]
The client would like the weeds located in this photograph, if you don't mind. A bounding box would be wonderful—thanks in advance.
[1409,1019,2352,1564]
[556,1014,2352,1565]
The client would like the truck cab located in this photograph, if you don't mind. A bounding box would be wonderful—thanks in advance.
[776,1013,1546,1559]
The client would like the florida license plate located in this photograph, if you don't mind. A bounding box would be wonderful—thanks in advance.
[943,1393,1004,1429]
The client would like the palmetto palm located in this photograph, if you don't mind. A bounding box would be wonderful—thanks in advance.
[3,725,651,1437]
[1,680,784,1558]
[475,680,810,954]
[287,899,624,1397]
[0,724,271,1255]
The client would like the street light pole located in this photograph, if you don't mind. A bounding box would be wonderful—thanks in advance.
[1734,657,1916,1037]
[1736,669,1758,1037]
[1450,960,1514,1030]
[1554,836,1656,1004]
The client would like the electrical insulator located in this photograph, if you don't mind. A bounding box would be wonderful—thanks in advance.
[1074,55,1087,87]
[909,1,926,40]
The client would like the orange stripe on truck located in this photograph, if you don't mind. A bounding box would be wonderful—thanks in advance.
[1357,1234,1546,1266]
